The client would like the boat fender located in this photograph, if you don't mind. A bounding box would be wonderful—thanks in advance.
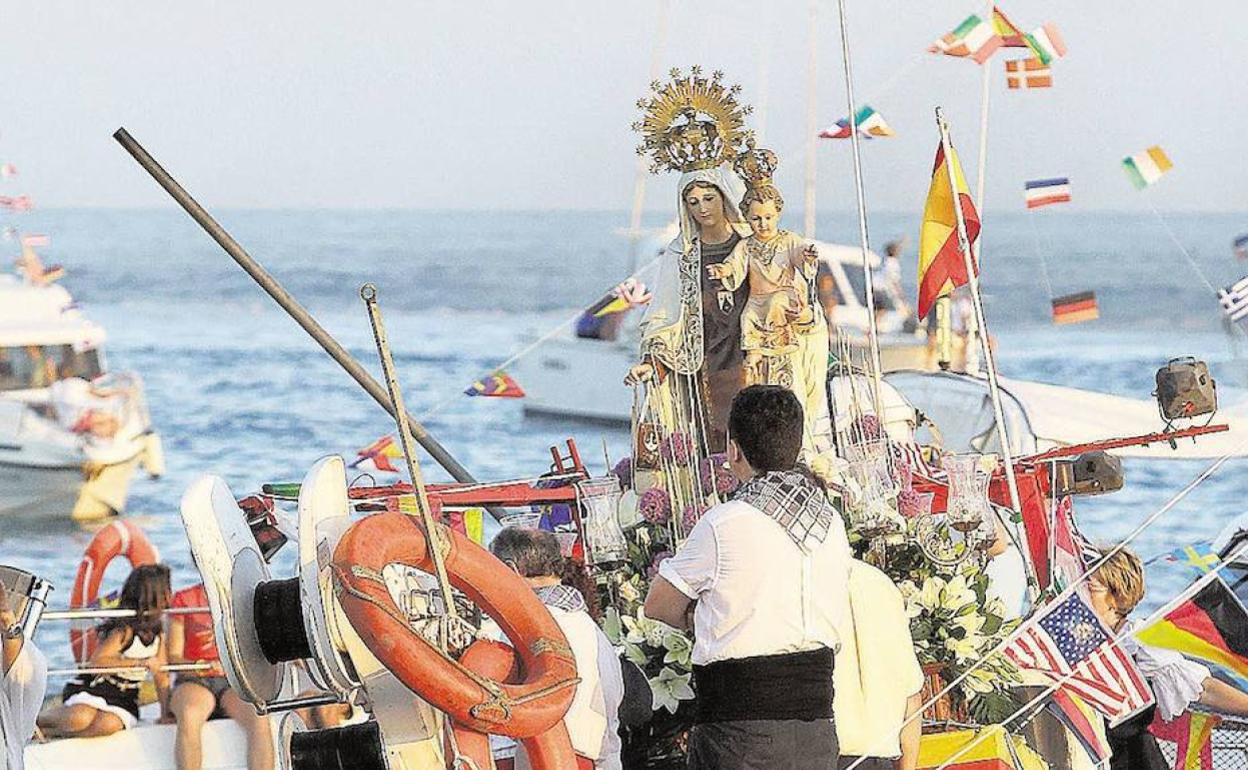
[69,519,160,662]
[331,510,580,741]
[289,720,388,770]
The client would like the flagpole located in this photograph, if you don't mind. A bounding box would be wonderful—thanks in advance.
[834,0,884,412]
[802,0,818,240]
[626,0,670,274]
[933,107,1028,566]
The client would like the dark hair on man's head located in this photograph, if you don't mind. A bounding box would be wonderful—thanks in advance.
[728,384,804,472]
[490,527,563,579]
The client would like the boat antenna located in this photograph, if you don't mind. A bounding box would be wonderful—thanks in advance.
[834,0,884,413]
[360,283,461,637]
[110,128,501,518]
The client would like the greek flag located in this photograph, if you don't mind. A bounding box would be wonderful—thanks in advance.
[1218,275,1248,329]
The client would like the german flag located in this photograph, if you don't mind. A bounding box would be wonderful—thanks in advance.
[1051,291,1098,325]
[1135,576,1248,691]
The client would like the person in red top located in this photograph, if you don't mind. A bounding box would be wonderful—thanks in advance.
[168,583,274,770]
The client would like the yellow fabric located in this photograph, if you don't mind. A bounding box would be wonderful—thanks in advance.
[917,142,972,307]
[918,727,1049,769]
[834,561,925,758]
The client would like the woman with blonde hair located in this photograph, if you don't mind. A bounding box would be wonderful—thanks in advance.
[1088,549,1248,770]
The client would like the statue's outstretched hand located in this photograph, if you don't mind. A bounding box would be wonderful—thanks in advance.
[613,277,653,307]
[625,362,655,386]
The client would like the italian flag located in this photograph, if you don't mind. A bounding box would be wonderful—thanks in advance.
[1025,22,1068,65]
[1122,146,1174,190]
[928,15,1003,65]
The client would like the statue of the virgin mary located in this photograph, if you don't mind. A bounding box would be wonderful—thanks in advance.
[625,68,756,521]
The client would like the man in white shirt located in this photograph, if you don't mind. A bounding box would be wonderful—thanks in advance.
[645,384,852,769]
[491,528,624,769]
[1,580,47,770]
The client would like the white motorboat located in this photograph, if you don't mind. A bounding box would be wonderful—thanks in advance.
[514,238,928,424]
[0,273,164,519]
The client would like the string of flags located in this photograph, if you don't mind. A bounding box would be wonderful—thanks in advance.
[818,105,895,139]
[1217,276,1248,332]
[464,371,525,398]
[1122,146,1174,190]
[1005,58,1051,90]
[1051,292,1099,325]
[929,6,1066,71]
[1024,178,1070,209]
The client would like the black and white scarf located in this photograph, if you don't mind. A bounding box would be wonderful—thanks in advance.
[534,584,588,614]
[732,468,841,551]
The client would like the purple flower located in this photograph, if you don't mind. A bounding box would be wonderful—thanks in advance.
[647,549,673,579]
[612,456,634,490]
[639,486,671,525]
[681,503,707,534]
[898,489,932,519]
[660,432,694,465]
[699,453,739,496]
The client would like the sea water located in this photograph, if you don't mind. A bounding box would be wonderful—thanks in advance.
[2,207,1246,673]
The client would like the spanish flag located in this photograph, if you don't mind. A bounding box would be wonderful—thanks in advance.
[917,141,980,318]
[351,434,403,473]
[1134,576,1248,691]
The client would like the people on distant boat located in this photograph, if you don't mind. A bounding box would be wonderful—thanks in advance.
[0,579,48,770]
[490,527,626,770]
[37,564,173,739]
[1087,548,1248,770]
[48,376,125,439]
[168,582,274,770]
[833,559,923,770]
[22,347,55,391]
[644,385,851,770]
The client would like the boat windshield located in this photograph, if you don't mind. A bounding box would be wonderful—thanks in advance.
[0,345,103,392]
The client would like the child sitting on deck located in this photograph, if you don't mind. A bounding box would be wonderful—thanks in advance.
[37,564,172,738]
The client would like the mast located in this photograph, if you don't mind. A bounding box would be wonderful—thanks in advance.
[802,0,818,239]
[834,0,883,410]
[626,0,670,274]
[934,108,1032,596]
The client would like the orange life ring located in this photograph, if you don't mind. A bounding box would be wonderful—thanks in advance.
[452,639,577,770]
[69,520,160,662]
[331,511,579,754]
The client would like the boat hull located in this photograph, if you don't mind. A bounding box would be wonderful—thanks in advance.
[26,719,251,770]
[0,453,144,520]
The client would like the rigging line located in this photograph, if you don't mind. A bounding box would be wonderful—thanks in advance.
[413,256,662,423]
[1145,196,1218,295]
[930,548,1248,770]
[1025,212,1055,299]
[842,435,1248,770]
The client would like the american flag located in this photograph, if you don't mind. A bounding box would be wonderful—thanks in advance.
[1005,591,1153,724]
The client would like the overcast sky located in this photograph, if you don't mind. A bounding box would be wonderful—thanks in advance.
[0,1,1244,212]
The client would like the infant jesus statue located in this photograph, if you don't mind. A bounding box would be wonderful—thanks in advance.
[706,145,820,390]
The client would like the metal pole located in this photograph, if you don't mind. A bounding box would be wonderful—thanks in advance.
[802,0,818,240]
[360,284,459,628]
[835,0,884,413]
[932,109,1024,521]
[111,128,482,489]
[42,606,210,621]
[48,662,213,677]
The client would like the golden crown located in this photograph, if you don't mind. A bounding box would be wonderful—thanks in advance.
[633,66,754,174]
[732,140,779,189]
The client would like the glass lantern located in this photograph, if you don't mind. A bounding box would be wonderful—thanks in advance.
[943,454,991,533]
[575,477,628,566]
[843,440,904,538]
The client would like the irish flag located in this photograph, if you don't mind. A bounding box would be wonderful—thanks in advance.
[1123,146,1174,189]
[928,15,1002,65]
[917,139,980,318]
[818,105,895,139]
